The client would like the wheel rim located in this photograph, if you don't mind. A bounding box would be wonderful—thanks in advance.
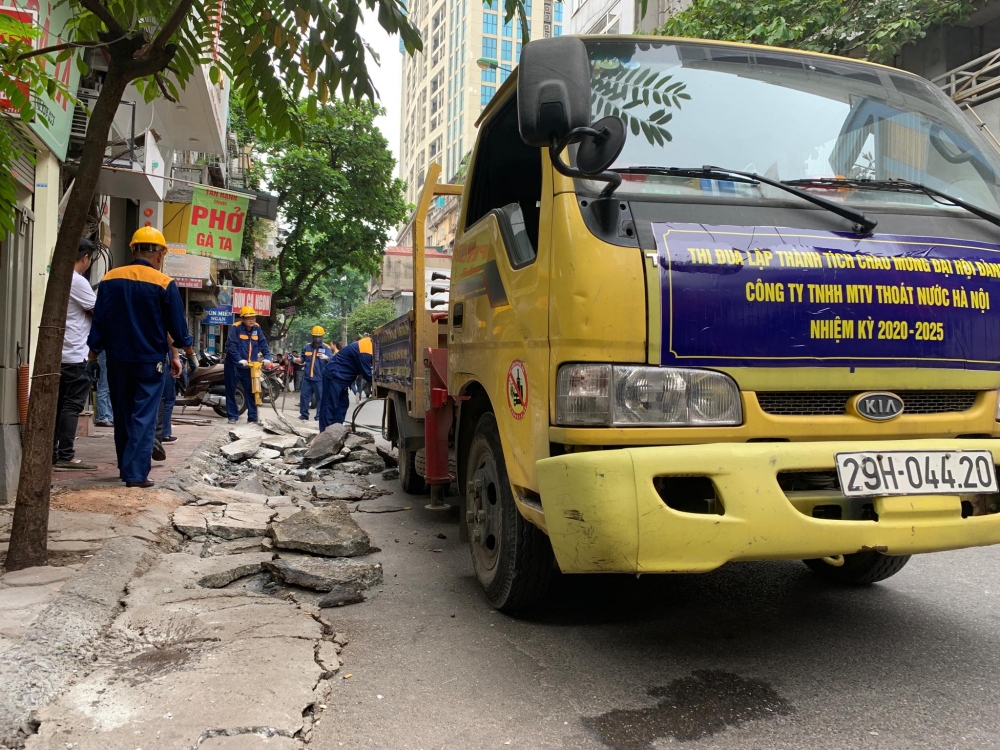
[235,387,246,414]
[468,442,504,585]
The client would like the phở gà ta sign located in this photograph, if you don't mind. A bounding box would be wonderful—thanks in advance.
[186,185,250,261]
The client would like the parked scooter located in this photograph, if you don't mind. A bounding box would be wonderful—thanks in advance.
[176,352,283,417]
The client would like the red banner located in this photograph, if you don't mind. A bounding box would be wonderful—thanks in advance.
[232,287,272,316]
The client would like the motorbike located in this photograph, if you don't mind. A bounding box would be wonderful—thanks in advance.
[176,352,284,417]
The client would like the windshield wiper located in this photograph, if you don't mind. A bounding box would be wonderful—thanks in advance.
[614,165,878,233]
[783,177,1000,231]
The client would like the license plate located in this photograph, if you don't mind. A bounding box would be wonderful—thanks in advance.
[834,450,998,498]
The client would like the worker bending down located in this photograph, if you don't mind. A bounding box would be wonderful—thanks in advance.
[318,337,373,431]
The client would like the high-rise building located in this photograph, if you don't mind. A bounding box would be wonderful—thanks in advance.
[399,0,563,203]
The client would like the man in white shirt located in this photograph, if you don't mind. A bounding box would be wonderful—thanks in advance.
[53,239,99,471]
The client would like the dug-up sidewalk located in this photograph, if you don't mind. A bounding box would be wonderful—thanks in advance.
[0,415,397,749]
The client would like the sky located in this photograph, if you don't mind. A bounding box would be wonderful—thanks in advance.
[360,9,405,177]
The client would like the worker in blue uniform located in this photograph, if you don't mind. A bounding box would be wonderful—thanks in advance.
[319,337,373,431]
[87,226,195,488]
[224,306,272,423]
[295,325,336,421]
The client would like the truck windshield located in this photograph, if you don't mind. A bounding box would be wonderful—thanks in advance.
[584,39,1000,213]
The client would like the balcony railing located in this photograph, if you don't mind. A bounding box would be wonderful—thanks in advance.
[934,48,1000,106]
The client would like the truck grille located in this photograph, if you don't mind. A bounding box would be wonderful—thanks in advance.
[756,390,979,416]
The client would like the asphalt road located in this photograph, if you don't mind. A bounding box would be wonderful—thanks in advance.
[311,407,1000,750]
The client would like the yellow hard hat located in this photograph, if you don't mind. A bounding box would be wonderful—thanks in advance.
[129,226,167,249]
[311,326,325,336]
[239,306,257,317]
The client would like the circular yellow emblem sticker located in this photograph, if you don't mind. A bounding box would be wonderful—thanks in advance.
[507,360,528,421]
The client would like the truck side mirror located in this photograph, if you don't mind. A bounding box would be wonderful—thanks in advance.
[517,37,592,147]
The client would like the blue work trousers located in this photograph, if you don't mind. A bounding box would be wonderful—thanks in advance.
[299,377,323,420]
[96,350,113,423]
[159,363,176,438]
[318,375,352,432]
[225,365,257,421]
[107,360,165,483]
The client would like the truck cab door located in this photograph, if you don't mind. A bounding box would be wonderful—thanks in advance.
[450,95,552,494]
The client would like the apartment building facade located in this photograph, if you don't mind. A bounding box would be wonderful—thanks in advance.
[398,0,564,202]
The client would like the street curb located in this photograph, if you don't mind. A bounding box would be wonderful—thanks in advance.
[159,423,233,498]
[0,536,155,747]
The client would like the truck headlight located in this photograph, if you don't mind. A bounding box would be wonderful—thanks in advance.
[556,364,742,427]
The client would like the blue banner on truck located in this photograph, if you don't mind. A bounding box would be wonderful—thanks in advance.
[654,224,1000,370]
[373,314,414,388]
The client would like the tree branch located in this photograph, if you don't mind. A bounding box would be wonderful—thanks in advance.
[154,73,177,102]
[150,0,197,49]
[13,39,110,63]
[78,0,125,35]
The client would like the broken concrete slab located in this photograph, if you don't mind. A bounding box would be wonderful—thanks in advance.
[199,734,302,749]
[221,437,262,462]
[312,483,366,502]
[347,449,384,465]
[263,555,383,592]
[196,553,273,588]
[188,485,270,506]
[1,566,76,588]
[207,504,276,540]
[286,420,320,440]
[318,585,365,607]
[172,505,212,537]
[201,537,270,557]
[234,475,267,495]
[302,424,350,465]
[262,434,305,452]
[375,444,399,468]
[339,460,384,475]
[259,417,292,435]
[343,432,374,449]
[382,468,400,481]
[316,640,342,677]
[255,447,281,461]
[228,424,265,442]
[269,507,372,557]
[356,497,412,514]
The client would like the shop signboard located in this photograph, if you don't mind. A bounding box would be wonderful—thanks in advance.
[186,184,251,260]
[232,288,271,316]
[4,0,82,160]
[205,306,234,326]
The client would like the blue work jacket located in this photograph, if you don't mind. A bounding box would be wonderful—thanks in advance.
[301,343,335,381]
[88,259,193,363]
[225,323,271,368]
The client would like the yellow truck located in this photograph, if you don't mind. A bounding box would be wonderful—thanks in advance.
[374,34,1000,613]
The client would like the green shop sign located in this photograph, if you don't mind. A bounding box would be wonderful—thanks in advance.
[12,0,82,161]
[186,184,250,261]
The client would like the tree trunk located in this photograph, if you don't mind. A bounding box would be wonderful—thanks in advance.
[4,65,131,570]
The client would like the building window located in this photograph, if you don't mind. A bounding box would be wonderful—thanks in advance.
[516,42,522,59]
[481,85,495,107]
[503,18,512,36]
[482,37,497,59]
[524,0,531,14]
[481,68,496,83]
[483,12,497,34]
[500,68,510,84]
[554,24,561,35]
[554,2,563,22]
[501,39,512,61]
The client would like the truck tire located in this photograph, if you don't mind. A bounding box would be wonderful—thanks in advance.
[803,552,911,584]
[466,413,553,613]
[399,447,426,495]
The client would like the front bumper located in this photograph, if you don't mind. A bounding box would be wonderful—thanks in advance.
[534,439,1000,574]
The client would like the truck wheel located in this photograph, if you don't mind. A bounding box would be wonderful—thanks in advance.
[803,552,911,584]
[466,413,553,613]
[399,447,426,495]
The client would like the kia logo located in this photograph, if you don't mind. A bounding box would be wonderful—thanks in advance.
[855,392,904,421]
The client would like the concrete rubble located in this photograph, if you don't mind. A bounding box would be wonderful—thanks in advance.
[0,420,392,748]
